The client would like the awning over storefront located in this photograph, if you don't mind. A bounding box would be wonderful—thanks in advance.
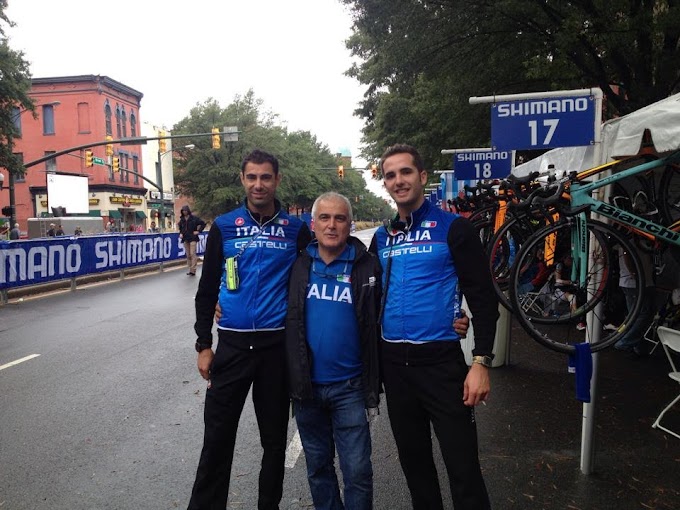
[135,210,147,219]
[108,210,122,219]
[88,210,101,217]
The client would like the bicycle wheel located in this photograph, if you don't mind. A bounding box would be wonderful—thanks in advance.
[508,219,644,354]
[488,217,528,312]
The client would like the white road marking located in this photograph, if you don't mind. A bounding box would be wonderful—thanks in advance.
[0,354,41,372]
[284,428,303,468]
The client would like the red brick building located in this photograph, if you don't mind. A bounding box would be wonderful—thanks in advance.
[8,75,149,231]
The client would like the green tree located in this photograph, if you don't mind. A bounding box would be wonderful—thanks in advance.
[0,1,34,178]
[342,0,680,165]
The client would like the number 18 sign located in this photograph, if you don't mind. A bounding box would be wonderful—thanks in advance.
[454,151,512,181]
[491,95,595,151]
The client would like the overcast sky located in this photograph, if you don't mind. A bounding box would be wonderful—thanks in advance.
[5,0,373,165]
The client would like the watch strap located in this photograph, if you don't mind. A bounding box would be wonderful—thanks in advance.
[472,355,492,368]
[195,341,212,353]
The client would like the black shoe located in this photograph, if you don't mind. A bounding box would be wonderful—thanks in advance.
[187,272,192,275]
[189,272,196,276]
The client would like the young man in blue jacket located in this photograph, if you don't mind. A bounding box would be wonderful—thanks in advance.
[188,149,311,510]
[370,144,499,510]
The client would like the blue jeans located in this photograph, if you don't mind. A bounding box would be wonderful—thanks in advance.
[293,376,373,510]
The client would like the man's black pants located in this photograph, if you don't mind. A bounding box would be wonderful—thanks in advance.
[188,331,289,510]
[381,340,491,510]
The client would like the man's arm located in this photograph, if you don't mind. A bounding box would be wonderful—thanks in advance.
[448,217,499,356]
[448,217,498,407]
[194,223,224,343]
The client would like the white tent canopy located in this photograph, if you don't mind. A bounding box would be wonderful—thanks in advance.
[513,92,680,177]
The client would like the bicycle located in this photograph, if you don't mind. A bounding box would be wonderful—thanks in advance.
[507,150,680,354]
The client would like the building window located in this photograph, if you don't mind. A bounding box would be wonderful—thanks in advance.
[123,154,130,182]
[130,113,137,137]
[121,107,127,138]
[105,102,112,136]
[45,151,57,173]
[132,155,139,184]
[77,102,90,133]
[12,106,22,137]
[13,153,25,182]
[115,105,122,138]
[43,104,55,135]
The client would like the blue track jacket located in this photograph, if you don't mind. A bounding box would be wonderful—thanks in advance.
[370,200,498,355]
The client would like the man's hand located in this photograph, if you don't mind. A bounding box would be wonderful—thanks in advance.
[215,302,222,322]
[453,309,470,337]
[197,349,214,381]
[463,363,490,407]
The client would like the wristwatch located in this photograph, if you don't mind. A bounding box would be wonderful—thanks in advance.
[471,355,493,368]
[195,341,212,353]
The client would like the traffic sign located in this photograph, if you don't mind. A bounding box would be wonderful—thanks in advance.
[92,157,106,166]
[491,95,595,150]
[453,150,512,180]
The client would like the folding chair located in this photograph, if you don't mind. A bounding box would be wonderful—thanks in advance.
[651,326,680,439]
[518,276,555,317]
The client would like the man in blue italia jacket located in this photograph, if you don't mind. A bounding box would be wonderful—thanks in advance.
[188,149,312,510]
[370,144,499,510]
[285,192,382,509]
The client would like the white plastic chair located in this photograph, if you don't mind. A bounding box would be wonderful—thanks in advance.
[652,326,680,439]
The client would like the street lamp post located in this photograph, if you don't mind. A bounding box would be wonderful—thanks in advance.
[157,144,195,233]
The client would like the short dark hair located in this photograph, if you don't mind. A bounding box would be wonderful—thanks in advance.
[241,149,279,175]
[379,144,425,173]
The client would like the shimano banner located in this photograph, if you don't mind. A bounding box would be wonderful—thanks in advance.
[0,232,207,290]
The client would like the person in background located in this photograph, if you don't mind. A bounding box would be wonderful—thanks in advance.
[148,221,159,233]
[10,222,20,240]
[371,144,498,510]
[178,205,206,276]
[46,223,56,237]
[74,226,83,236]
[187,149,312,510]
[55,224,65,236]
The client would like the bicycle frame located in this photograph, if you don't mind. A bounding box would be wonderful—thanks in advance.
[567,151,680,285]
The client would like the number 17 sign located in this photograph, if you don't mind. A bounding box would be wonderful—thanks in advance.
[491,95,595,151]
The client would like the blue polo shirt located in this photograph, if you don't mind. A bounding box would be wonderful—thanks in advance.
[304,243,361,384]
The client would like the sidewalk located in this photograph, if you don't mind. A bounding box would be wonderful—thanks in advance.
[478,318,680,510]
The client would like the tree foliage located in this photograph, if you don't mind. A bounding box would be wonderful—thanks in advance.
[342,0,680,168]
[0,1,35,176]
[172,90,393,221]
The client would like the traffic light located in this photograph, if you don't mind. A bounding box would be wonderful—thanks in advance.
[337,165,344,180]
[371,163,379,178]
[212,127,221,149]
[105,135,114,156]
[85,150,93,167]
[158,130,167,153]
[112,157,120,173]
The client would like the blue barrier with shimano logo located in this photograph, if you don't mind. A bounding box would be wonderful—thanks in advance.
[0,232,207,290]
